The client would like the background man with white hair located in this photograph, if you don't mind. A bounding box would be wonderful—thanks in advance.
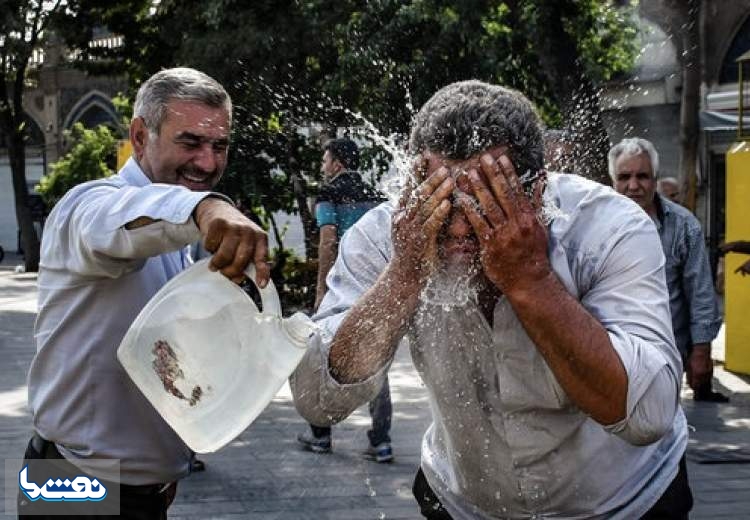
[610,137,728,403]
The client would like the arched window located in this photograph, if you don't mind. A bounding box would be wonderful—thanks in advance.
[63,91,119,131]
[720,15,750,84]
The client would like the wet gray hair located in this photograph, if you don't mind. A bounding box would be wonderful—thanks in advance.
[409,80,544,180]
[133,67,231,135]
[607,137,659,181]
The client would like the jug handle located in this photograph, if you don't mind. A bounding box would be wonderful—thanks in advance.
[243,264,282,317]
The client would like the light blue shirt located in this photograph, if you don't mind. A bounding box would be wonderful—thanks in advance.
[292,173,687,519]
[654,195,722,359]
[28,157,214,485]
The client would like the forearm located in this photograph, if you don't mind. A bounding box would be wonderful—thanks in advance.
[506,271,627,425]
[731,241,750,254]
[59,184,208,277]
[329,261,424,383]
[315,239,338,308]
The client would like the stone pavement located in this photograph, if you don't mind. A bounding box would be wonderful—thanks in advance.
[0,258,749,519]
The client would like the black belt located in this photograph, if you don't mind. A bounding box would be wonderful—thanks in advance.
[30,433,174,495]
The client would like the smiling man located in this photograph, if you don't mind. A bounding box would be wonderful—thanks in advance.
[20,68,268,519]
[292,81,691,519]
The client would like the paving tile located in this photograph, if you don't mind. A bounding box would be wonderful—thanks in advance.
[1,269,749,518]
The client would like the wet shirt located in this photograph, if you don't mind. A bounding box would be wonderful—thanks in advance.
[28,157,216,485]
[315,170,383,238]
[653,195,721,359]
[291,173,687,519]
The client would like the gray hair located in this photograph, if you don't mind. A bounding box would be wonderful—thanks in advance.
[657,176,679,188]
[409,80,544,180]
[607,137,659,181]
[133,67,231,135]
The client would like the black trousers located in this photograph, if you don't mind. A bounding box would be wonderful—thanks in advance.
[17,436,177,519]
[413,456,693,520]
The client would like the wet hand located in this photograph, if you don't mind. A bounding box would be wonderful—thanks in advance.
[194,197,270,287]
[391,158,453,283]
[458,152,549,293]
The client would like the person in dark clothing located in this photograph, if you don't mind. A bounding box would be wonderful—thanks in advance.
[297,138,394,463]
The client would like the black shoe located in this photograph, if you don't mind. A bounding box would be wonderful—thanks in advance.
[297,431,332,453]
[694,389,729,402]
[190,459,206,472]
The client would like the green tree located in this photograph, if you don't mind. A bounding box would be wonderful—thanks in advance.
[0,0,151,271]
[323,0,637,181]
[1,1,60,271]
[83,0,637,267]
[36,123,117,208]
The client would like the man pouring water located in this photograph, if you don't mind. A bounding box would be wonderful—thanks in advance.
[291,81,691,519]
[21,67,268,518]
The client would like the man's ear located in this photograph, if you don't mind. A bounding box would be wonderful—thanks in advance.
[130,117,150,158]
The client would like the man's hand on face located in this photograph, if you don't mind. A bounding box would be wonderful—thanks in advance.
[194,198,270,287]
[458,152,549,293]
[391,158,453,283]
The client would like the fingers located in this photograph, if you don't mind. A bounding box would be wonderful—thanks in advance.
[417,170,453,218]
[207,228,239,272]
[457,192,491,240]
[480,153,516,213]
[412,155,429,182]
[531,174,547,212]
[252,235,271,288]
[202,210,270,285]
[423,199,451,237]
[468,169,506,227]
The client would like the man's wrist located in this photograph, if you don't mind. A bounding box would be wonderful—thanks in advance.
[498,265,556,302]
[385,257,430,293]
[192,193,234,226]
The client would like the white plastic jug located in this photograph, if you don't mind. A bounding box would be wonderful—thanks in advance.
[117,258,316,453]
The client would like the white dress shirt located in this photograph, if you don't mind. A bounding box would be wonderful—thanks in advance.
[28,157,215,485]
[291,173,687,519]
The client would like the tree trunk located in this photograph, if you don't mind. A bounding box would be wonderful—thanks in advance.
[677,0,701,211]
[290,171,317,260]
[8,132,41,271]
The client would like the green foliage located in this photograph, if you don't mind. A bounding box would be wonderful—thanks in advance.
[274,250,318,313]
[74,0,638,270]
[36,123,117,208]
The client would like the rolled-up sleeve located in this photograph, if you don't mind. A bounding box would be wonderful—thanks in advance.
[46,180,218,278]
[580,216,682,445]
[290,204,394,426]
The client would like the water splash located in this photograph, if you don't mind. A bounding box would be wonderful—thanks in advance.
[420,266,479,309]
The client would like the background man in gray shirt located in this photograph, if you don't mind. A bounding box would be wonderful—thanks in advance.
[292,81,691,519]
[610,137,727,403]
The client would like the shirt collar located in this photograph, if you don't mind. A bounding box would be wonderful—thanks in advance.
[652,194,669,231]
[328,169,357,184]
[119,156,152,188]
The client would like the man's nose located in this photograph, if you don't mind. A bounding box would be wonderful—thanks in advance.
[193,143,220,172]
[627,176,640,191]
